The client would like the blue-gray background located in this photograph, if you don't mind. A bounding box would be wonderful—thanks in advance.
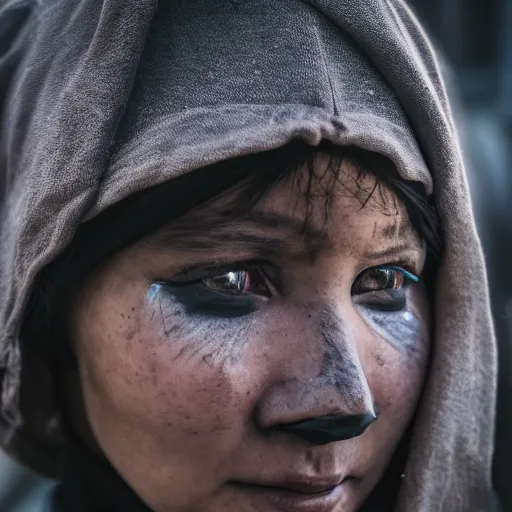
[0,1,510,510]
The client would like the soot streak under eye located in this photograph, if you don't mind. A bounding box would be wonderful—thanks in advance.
[352,266,426,357]
[146,284,256,367]
[318,310,376,412]
[155,263,273,318]
[355,303,425,357]
[158,282,258,318]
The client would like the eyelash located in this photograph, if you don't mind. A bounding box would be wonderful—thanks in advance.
[157,261,420,319]
[350,264,417,296]
[383,265,419,283]
[165,260,418,297]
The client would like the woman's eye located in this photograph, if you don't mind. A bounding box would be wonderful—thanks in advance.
[352,266,419,311]
[158,264,274,319]
[352,266,419,295]
[352,266,417,295]
[203,268,272,298]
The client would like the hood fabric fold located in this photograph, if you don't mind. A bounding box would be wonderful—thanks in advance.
[0,1,497,510]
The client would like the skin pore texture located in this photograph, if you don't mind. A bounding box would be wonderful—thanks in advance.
[68,155,431,512]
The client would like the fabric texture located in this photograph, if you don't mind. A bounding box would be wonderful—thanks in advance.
[0,0,497,510]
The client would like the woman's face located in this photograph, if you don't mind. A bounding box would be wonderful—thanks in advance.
[70,156,430,512]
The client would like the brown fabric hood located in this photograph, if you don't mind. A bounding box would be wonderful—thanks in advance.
[0,1,496,510]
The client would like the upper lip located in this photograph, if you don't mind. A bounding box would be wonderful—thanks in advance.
[240,476,347,494]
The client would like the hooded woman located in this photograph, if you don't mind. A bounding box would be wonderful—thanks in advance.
[0,1,498,511]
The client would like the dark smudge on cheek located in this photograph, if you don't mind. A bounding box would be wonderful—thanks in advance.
[355,297,427,359]
[146,283,255,368]
[317,311,364,407]
[314,309,375,414]
[157,283,258,318]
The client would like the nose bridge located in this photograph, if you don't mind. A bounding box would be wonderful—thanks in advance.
[317,309,375,414]
[257,307,377,438]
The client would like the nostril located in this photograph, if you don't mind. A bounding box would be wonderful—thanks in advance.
[275,411,378,445]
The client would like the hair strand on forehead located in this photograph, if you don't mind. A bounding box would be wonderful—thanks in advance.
[23,140,441,341]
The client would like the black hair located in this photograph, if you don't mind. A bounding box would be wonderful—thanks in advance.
[23,140,441,347]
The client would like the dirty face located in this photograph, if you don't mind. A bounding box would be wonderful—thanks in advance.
[70,155,430,512]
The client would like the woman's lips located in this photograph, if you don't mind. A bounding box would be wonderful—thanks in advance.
[231,477,354,512]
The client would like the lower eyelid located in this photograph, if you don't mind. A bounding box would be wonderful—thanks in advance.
[353,290,390,302]
[160,282,260,318]
[352,289,407,310]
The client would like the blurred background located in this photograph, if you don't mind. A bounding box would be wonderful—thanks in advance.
[0,0,511,510]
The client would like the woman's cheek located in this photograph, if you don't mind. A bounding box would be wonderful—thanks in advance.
[146,283,258,368]
[78,280,261,434]
[354,286,430,418]
[355,307,427,363]
[73,279,267,510]
[354,286,430,363]
[114,282,268,432]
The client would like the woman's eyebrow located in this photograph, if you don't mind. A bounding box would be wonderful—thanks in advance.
[242,210,328,242]
[364,219,423,263]
[362,243,420,263]
[147,209,329,256]
[148,209,422,264]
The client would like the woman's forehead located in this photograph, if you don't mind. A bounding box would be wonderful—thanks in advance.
[251,156,421,247]
[142,155,424,268]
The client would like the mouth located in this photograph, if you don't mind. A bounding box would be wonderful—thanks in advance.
[231,476,356,512]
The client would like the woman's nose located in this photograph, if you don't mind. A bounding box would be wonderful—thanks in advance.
[257,378,377,445]
[256,310,376,445]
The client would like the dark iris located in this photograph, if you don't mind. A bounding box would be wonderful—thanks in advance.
[204,269,272,298]
[352,268,405,294]
[206,271,250,294]
[161,265,273,318]
[352,266,418,312]
[163,263,418,318]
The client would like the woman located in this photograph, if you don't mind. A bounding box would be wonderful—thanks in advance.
[0,1,498,511]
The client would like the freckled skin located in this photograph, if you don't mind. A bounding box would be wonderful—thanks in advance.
[69,158,431,512]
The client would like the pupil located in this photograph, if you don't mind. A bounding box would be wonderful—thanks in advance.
[378,269,394,288]
[211,271,247,293]
[367,269,393,289]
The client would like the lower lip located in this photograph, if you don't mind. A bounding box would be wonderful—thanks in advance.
[232,480,350,512]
